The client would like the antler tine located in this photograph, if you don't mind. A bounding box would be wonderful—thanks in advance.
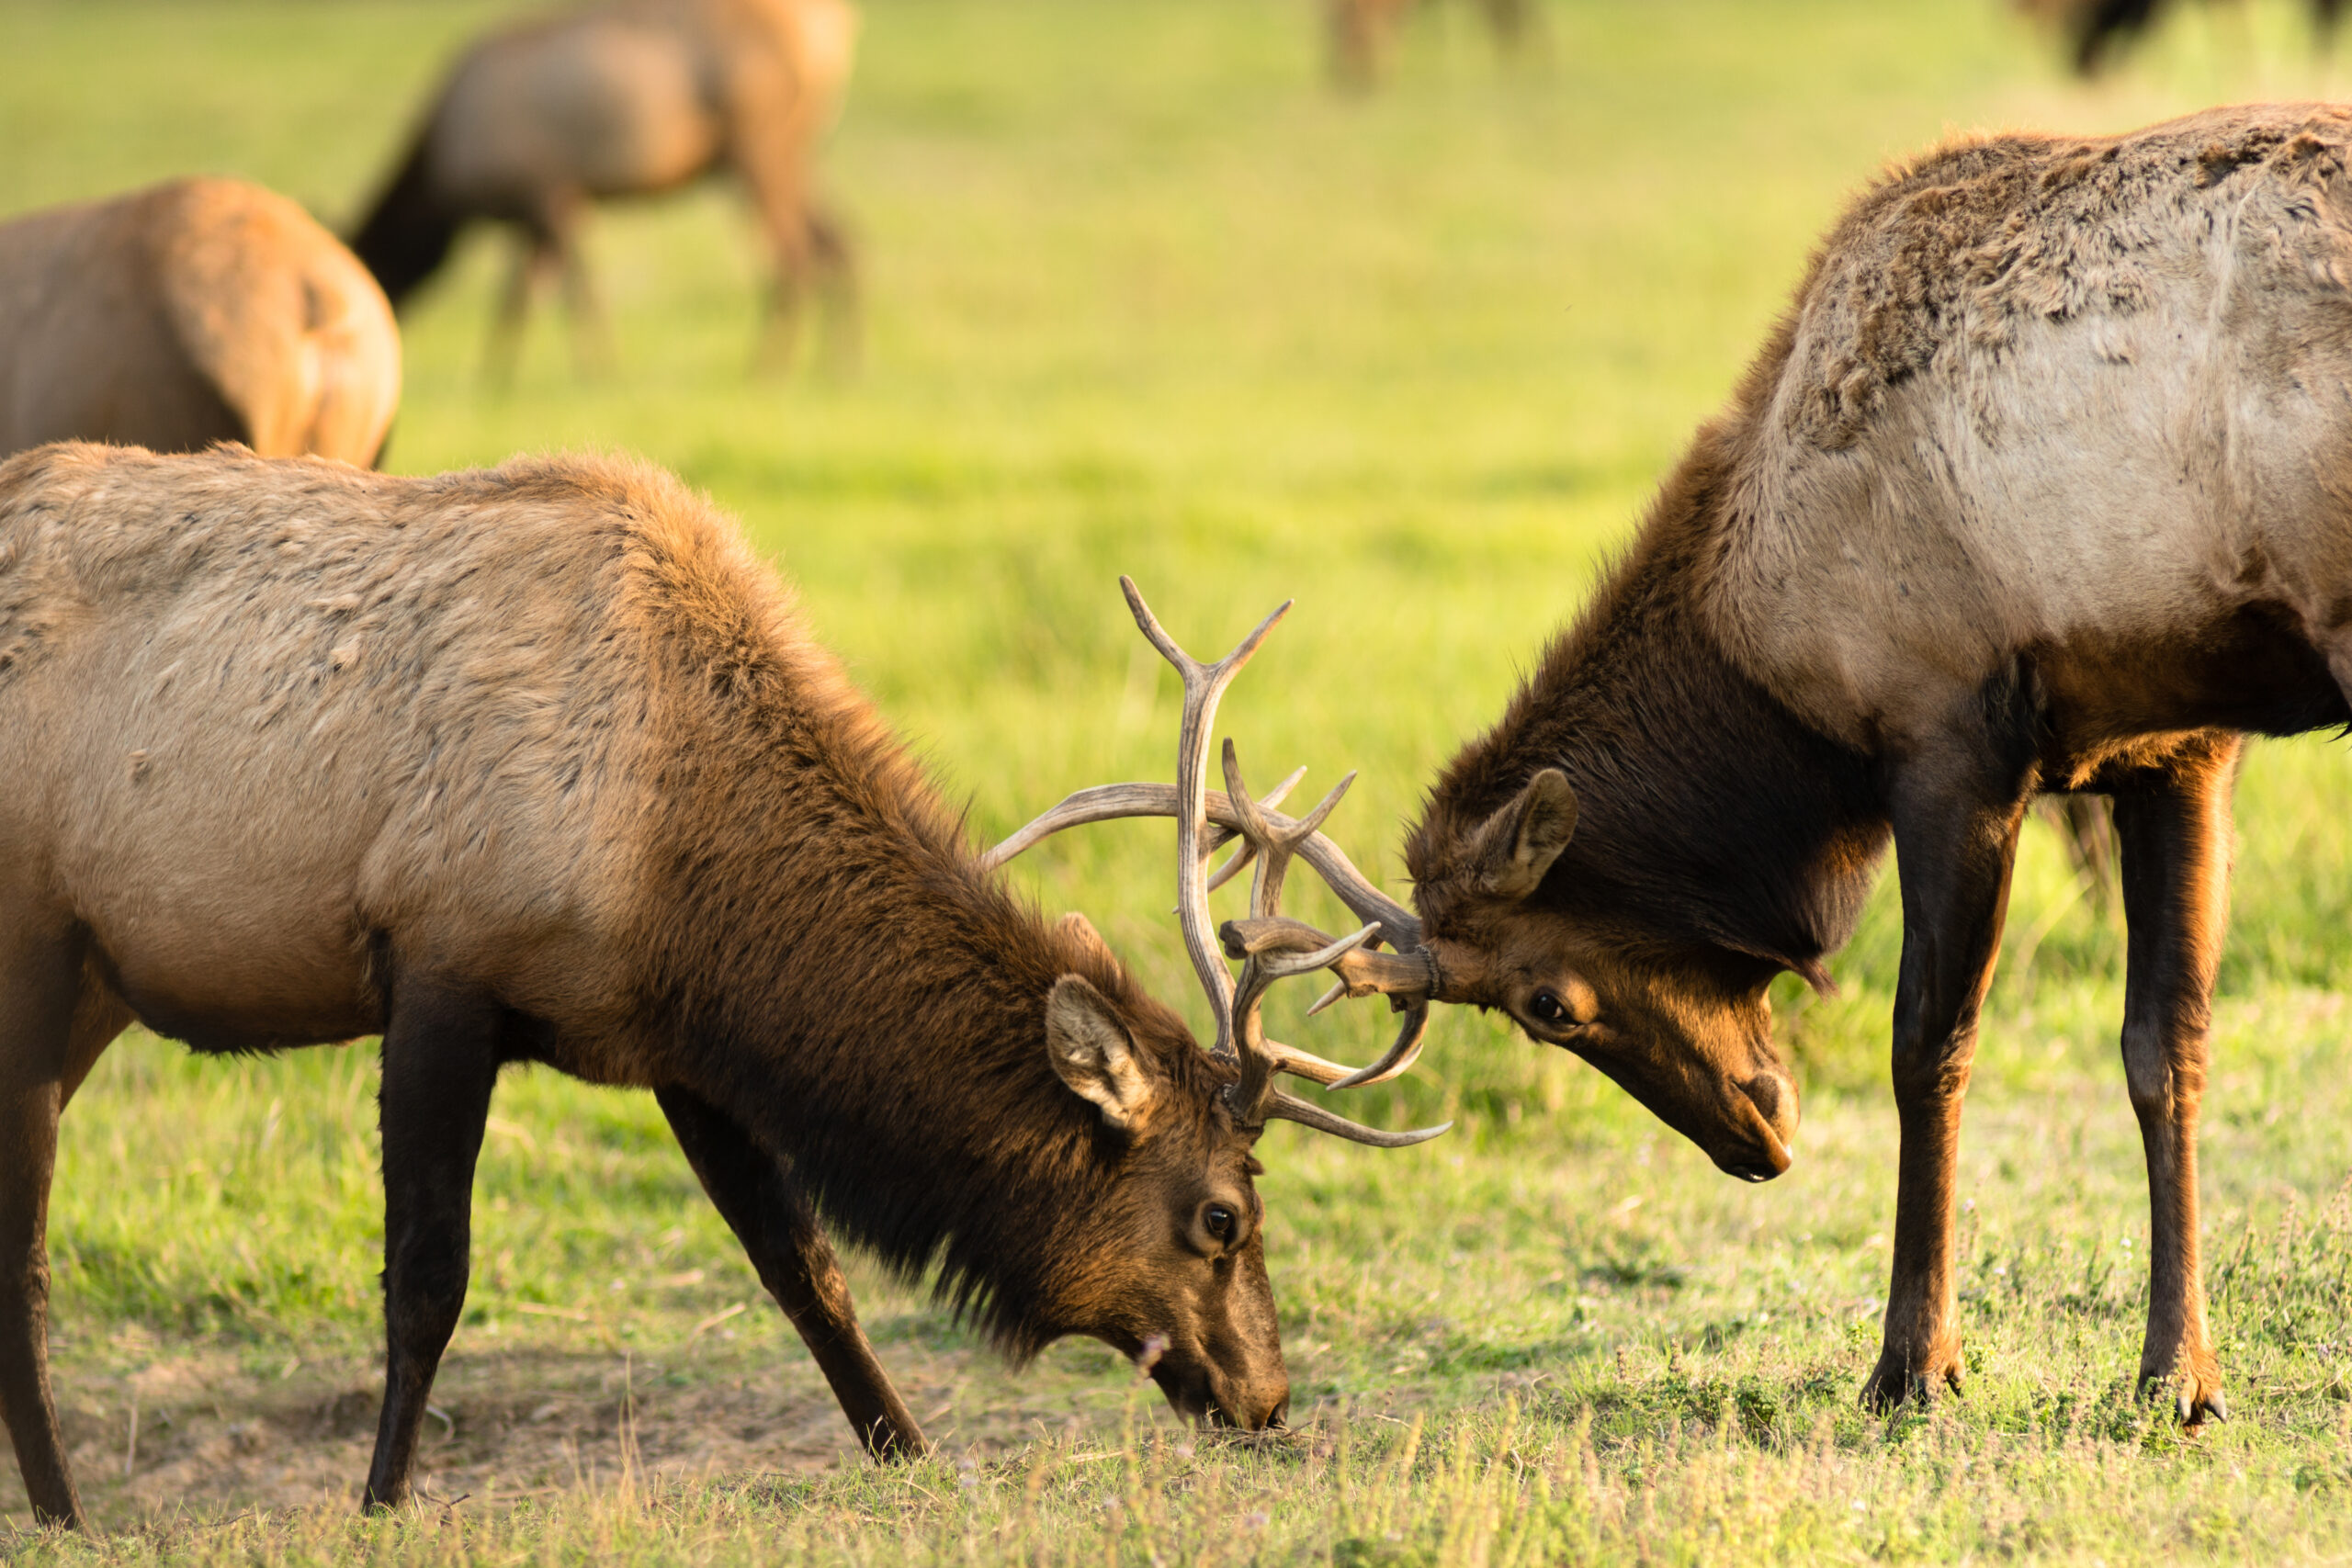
[1262,1087,1450,1148]
[1173,765,1304,914]
[1220,740,1367,1118]
[1118,576,1291,1062]
[984,783,1422,956]
[1222,742,1352,922]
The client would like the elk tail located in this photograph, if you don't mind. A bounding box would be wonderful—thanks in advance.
[348,127,462,310]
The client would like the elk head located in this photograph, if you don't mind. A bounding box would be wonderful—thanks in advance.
[1400,769,1804,1182]
[991,580,1450,1427]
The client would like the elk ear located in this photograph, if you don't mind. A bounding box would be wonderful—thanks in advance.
[1045,976,1159,1133]
[1055,911,1114,963]
[1473,769,1577,901]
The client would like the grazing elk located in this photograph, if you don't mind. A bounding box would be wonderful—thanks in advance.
[1204,104,2352,1427]
[350,0,856,376]
[0,178,399,467]
[0,446,1437,1528]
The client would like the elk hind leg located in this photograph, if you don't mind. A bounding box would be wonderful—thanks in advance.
[656,1087,926,1460]
[0,930,107,1528]
[362,977,502,1511]
[2110,739,2235,1426]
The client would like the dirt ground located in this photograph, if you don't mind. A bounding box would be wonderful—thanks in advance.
[2,1320,1142,1528]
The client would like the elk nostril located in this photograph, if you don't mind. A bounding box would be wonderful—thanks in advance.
[1266,1399,1290,1430]
[1740,1073,1784,1125]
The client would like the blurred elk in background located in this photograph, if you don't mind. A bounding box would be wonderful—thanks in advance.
[1326,0,1538,89]
[2023,0,2344,75]
[351,0,858,378]
[0,178,400,466]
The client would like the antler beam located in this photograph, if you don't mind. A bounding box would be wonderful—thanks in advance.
[989,578,1447,1150]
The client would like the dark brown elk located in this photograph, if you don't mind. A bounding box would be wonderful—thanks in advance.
[349,0,855,375]
[0,178,399,466]
[1265,104,2352,1426]
[0,446,1436,1528]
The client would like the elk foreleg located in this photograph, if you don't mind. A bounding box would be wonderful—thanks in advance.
[656,1087,927,1461]
[362,979,502,1511]
[2110,737,2236,1426]
[1863,730,2034,1411]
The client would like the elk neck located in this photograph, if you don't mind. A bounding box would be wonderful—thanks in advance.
[628,614,1206,1355]
[1420,432,1891,976]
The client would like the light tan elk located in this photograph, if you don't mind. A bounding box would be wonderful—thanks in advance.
[0,179,399,465]
[351,0,857,375]
[1319,103,2352,1427]
[0,445,1436,1527]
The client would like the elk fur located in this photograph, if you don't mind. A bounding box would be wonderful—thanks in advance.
[0,442,1287,1525]
[350,0,857,371]
[1412,104,2352,1427]
[0,179,399,465]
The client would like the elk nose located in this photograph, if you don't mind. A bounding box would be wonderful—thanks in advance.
[1727,1073,1796,1180]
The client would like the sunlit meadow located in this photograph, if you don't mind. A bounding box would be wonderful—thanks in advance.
[1,0,2350,1561]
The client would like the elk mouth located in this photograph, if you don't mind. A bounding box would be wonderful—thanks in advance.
[1711,1077,1793,1181]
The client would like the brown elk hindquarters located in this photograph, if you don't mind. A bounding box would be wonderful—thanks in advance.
[0,180,398,466]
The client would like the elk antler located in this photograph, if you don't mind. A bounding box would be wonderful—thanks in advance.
[989,577,1447,1149]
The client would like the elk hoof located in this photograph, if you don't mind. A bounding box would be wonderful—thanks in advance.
[2140,1366,2226,1428]
[1860,1345,1962,1412]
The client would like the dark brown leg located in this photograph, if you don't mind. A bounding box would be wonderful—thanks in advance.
[0,930,93,1528]
[362,979,501,1511]
[2109,736,2236,1425]
[806,201,860,377]
[656,1087,927,1460]
[1861,726,2035,1410]
[483,230,558,390]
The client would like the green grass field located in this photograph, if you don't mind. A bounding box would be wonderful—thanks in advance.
[6,0,2352,1561]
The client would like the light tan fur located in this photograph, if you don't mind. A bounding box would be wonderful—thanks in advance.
[1707,106,2352,761]
[356,0,858,371]
[0,179,400,466]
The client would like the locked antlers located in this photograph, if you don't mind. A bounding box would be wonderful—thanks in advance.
[986,578,1447,1148]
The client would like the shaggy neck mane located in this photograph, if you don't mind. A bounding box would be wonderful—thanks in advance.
[626,548,1216,1359]
[1415,435,1888,975]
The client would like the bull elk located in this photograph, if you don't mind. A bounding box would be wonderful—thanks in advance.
[1303,104,2352,1426]
[0,445,1434,1527]
[349,0,856,376]
[0,178,399,466]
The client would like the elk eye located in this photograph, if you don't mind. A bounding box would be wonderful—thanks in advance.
[1203,1202,1237,1243]
[1530,989,1569,1025]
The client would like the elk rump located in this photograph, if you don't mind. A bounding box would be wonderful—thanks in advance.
[0,178,400,466]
